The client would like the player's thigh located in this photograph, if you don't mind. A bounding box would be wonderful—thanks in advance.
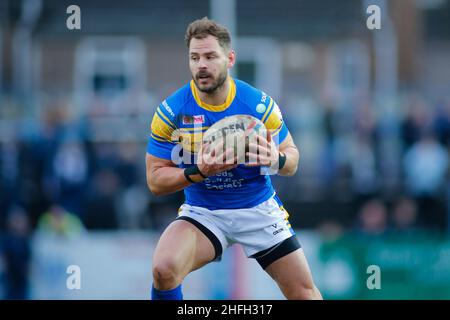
[264,248,315,290]
[153,219,216,274]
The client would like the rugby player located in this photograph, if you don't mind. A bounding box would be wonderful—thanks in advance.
[146,17,322,300]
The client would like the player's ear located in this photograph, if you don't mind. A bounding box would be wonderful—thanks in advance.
[227,49,236,68]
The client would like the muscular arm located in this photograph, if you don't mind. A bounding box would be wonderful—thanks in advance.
[146,144,237,196]
[277,132,300,176]
[146,154,199,196]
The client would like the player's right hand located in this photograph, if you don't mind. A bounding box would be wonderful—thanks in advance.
[197,140,238,177]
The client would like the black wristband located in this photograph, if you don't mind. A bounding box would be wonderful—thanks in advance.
[184,171,196,183]
[278,152,287,170]
[184,164,207,183]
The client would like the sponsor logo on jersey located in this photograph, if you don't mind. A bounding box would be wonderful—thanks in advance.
[273,227,285,235]
[162,100,175,117]
[182,115,205,125]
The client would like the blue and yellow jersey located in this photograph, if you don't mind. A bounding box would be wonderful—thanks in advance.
[147,77,290,209]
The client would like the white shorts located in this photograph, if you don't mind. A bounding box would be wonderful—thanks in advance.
[176,195,301,269]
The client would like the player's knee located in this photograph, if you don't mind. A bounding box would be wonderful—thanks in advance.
[152,260,180,287]
[287,283,322,300]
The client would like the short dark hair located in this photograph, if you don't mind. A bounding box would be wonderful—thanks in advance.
[185,17,231,51]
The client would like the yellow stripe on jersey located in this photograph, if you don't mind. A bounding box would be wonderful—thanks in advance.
[261,97,274,123]
[263,100,284,136]
[150,133,166,142]
[190,77,236,112]
[265,111,283,131]
[151,112,176,141]
[271,124,283,137]
[156,107,176,129]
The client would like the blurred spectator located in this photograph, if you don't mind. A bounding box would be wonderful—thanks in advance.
[350,135,379,205]
[38,108,67,174]
[320,100,339,185]
[354,199,388,235]
[403,131,449,230]
[390,197,420,233]
[401,96,433,149]
[84,169,120,229]
[44,138,89,219]
[353,100,377,141]
[0,138,20,228]
[36,203,85,238]
[114,142,148,229]
[115,142,140,188]
[0,206,31,300]
[433,98,450,147]
[35,108,70,224]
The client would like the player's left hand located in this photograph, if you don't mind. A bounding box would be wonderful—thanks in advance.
[245,131,279,167]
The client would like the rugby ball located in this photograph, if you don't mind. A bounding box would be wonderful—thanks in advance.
[202,114,267,164]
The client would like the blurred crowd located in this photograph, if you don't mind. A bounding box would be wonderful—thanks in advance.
[0,106,152,233]
[0,91,449,298]
[328,93,450,233]
[0,92,449,234]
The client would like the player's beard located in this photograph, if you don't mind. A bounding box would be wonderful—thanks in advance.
[193,66,228,94]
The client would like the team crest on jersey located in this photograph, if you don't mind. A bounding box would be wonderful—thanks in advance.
[182,115,205,125]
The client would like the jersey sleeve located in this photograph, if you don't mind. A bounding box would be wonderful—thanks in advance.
[260,96,289,145]
[146,101,179,160]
